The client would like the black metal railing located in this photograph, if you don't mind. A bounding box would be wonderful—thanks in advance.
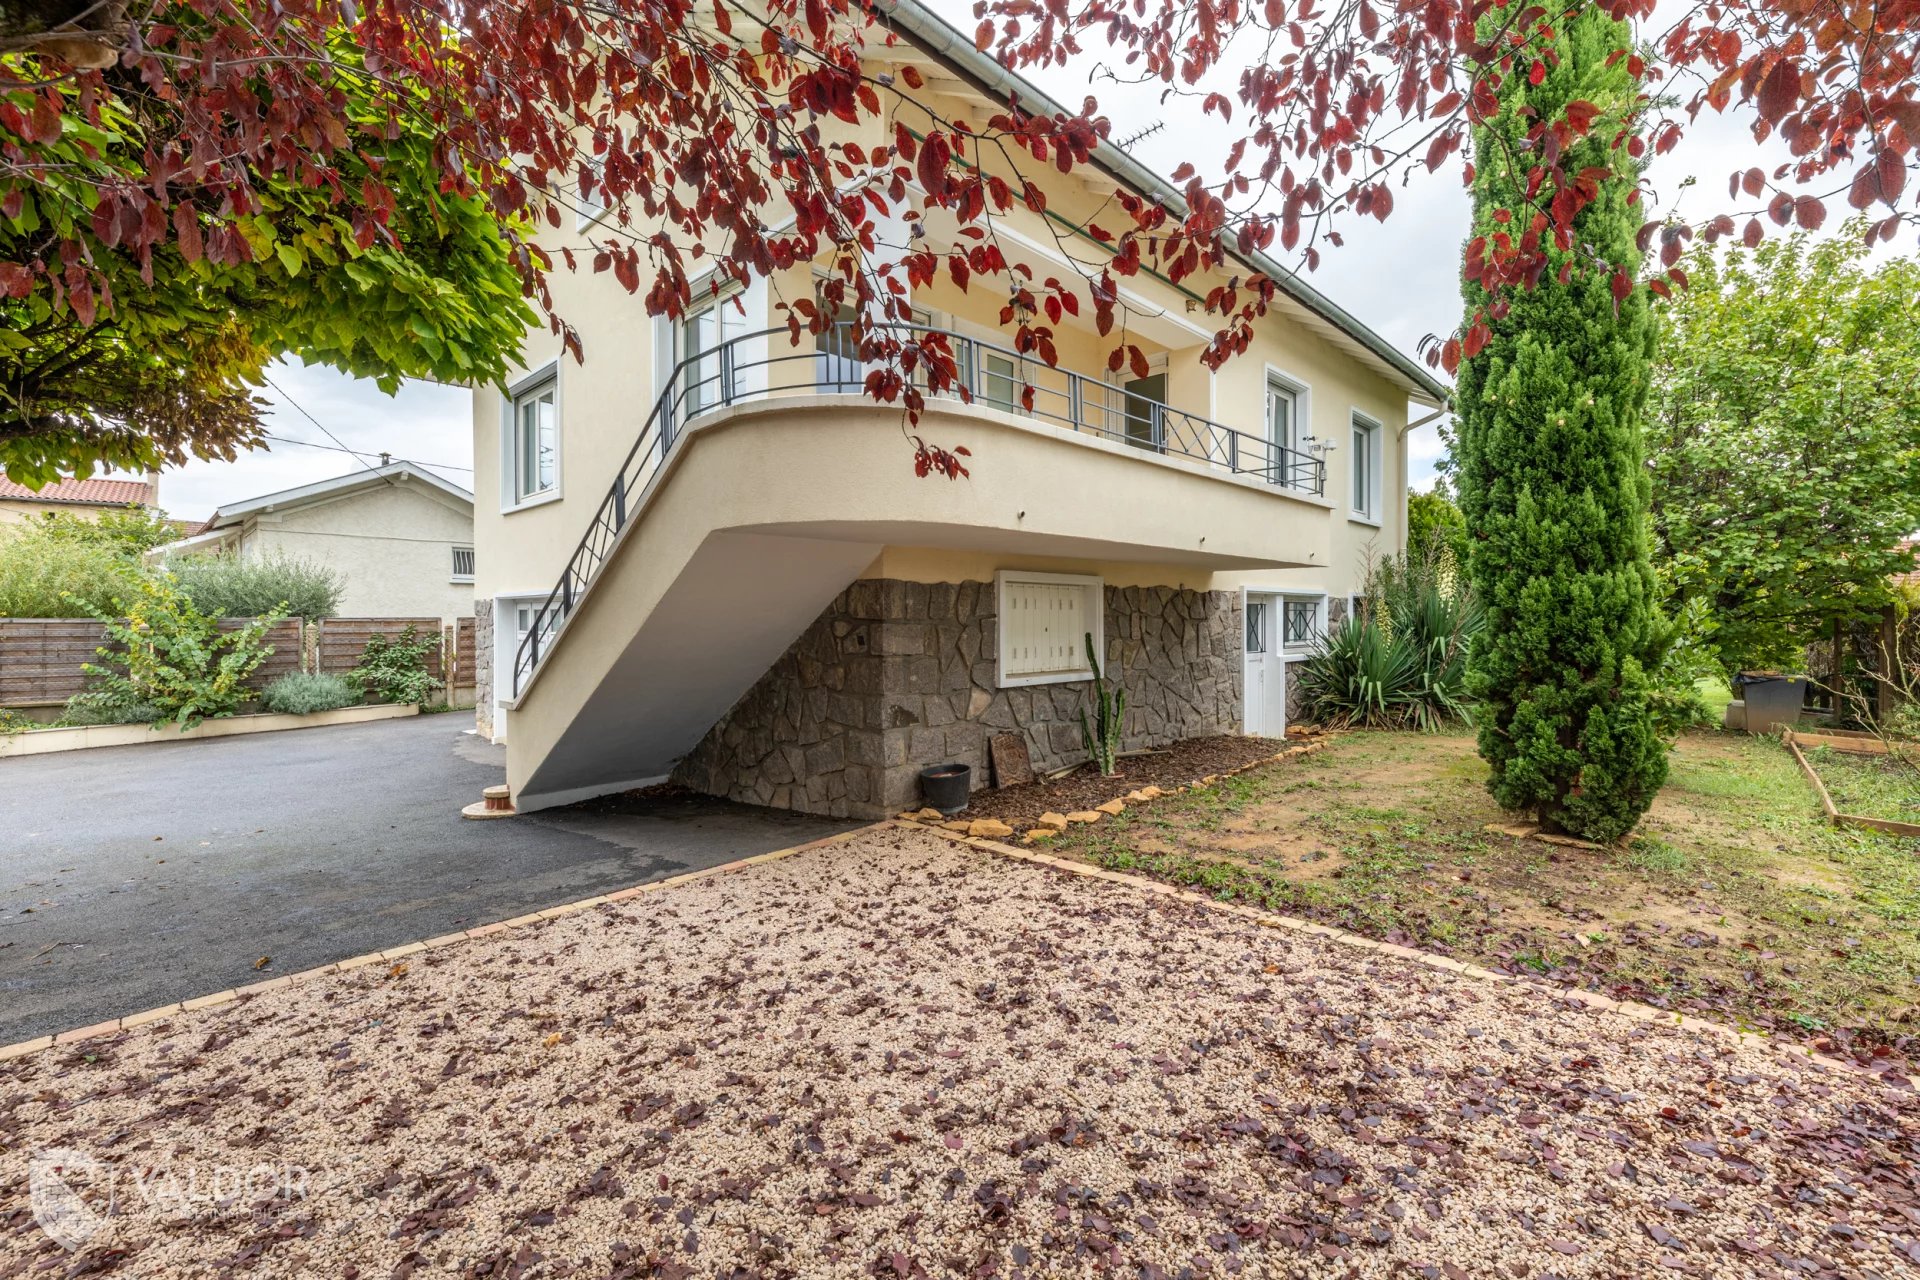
[510,324,1326,697]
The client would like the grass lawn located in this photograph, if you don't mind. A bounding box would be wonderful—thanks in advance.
[1050,728,1920,1049]
[1804,743,1920,825]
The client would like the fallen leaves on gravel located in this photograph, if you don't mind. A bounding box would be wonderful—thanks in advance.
[1,827,1915,1278]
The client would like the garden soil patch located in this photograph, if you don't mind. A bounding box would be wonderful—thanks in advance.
[3,826,1917,1278]
[950,733,1291,828]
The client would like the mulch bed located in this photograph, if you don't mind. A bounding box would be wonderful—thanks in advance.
[951,732,1297,829]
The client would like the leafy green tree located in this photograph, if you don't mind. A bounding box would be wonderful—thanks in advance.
[35,505,179,558]
[1407,485,1468,566]
[1453,5,1669,842]
[0,518,146,616]
[2,48,537,486]
[1648,228,1920,677]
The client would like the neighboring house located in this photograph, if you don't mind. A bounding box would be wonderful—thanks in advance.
[150,463,476,624]
[470,0,1448,817]
[0,475,158,525]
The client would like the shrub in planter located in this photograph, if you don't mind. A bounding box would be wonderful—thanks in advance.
[73,576,287,730]
[260,673,360,715]
[348,625,444,706]
[168,551,344,620]
[57,690,161,726]
[0,708,37,735]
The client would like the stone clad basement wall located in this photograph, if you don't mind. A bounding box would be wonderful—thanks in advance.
[673,578,1243,818]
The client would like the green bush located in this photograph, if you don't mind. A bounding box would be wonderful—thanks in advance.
[260,672,359,715]
[168,551,344,620]
[348,625,443,706]
[38,506,181,558]
[0,523,146,617]
[75,575,287,730]
[0,708,37,735]
[56,689,161,726]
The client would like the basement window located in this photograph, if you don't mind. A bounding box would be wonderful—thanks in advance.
[451,545,475,583]
[996,571,1103,688]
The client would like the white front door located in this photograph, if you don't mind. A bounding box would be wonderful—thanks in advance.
[1243,593,1287,737]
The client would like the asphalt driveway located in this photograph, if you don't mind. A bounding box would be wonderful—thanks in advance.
[0,713,856,1044]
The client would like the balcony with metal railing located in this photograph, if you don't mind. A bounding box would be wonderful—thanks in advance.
[510,323,1328,699]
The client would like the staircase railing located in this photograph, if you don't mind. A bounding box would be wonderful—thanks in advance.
[510,323,1327,697]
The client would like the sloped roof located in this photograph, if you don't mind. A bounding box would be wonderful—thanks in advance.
[195,461,472,531]
[0,476,155,508]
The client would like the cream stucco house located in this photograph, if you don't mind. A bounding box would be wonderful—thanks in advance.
[151,463,477,624]
[471,0,1449,817]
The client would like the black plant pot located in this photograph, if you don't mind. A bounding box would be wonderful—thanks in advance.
[919,763,972,815]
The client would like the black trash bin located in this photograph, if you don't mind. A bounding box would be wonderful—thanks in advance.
[1732,672,1807,735]
[919,763,972,815]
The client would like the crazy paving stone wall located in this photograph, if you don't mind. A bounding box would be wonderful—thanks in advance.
[674,579,1242,818]
[473,599,494,740]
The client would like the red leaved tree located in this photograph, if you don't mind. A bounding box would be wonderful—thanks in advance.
[3,0,1915,472]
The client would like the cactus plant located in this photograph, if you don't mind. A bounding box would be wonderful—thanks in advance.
[1078,631,1126,776]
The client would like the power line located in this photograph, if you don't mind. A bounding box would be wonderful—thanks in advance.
[261,430,473,474]
[257,374,475,476]
[262,373,388,474]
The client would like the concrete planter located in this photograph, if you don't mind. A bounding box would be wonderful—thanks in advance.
[0,702,418,759]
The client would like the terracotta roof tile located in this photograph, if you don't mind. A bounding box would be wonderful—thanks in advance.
[0,477,155,507]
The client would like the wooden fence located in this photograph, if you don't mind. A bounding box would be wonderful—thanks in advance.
[450,616,476,701]
[0,617,303,708]
[313,617,446,682]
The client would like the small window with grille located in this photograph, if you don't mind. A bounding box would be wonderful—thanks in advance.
[1245,600,1268,654]
[451,546,475,583]
[1282,599,1319,650]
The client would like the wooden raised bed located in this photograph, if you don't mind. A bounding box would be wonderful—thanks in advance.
[1783,730,1920,839]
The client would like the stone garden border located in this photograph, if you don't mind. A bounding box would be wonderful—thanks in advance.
[893,737,1330,842]
[0,702,417,759]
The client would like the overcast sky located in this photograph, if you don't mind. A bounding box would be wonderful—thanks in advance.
[152,8,1856,519]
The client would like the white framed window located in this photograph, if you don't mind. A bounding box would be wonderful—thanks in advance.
[1282,597,1321,651]
[1244,599,1269,654]
[1351,411,1383,521]
[575,157,608,229]
[506,371,559,508]
[678,288,747,416]
[996,570,1103,687]
[450,545,475,583]
[1265,370,1311,489]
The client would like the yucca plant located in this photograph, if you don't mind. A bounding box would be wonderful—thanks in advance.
[1295,614,1421,728]
[1299,545,1483,731]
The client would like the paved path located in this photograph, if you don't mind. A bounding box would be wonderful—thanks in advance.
[0,714,854,1043]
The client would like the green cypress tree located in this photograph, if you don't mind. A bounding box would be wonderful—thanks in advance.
[1454,7,1669,842]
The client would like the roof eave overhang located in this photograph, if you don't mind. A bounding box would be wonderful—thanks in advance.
[872,0,1452,408]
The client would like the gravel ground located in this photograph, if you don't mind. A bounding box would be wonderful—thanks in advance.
[2,825,1916,1278]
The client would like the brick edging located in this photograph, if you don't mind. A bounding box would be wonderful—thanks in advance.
[901,821,1872,1080]
[0,824,884,1065]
